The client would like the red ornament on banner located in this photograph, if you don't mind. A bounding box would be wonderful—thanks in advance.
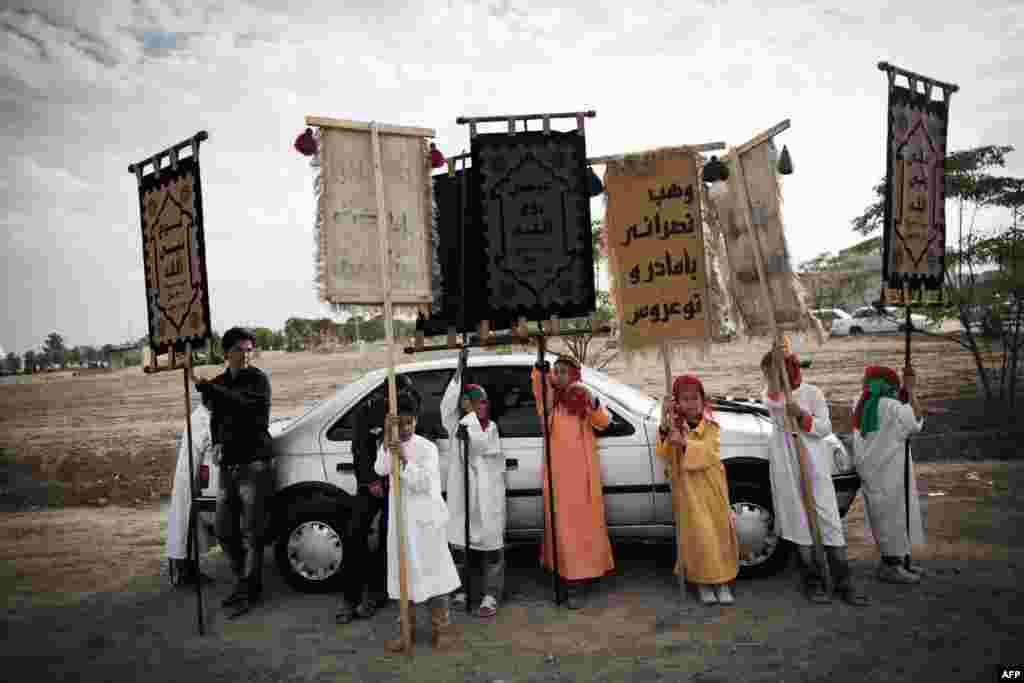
[430,142,445,169]
[294,128,317,156]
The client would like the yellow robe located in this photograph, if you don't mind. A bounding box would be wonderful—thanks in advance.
[656,418,738,584]
[532,368,615,581]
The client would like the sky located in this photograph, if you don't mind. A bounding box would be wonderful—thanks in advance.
[1,0,1022,356]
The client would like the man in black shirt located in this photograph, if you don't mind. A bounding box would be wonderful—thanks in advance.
[336,374,417,623]
[194,327,272,618]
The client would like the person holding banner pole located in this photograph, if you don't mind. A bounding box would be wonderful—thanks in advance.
[376,391,462,652]
[760,350,868,606]
[852,365,926,584]
[441,348,507,617]
[656,375,739,606]
[532,354,614,609]
[193,326,274,619]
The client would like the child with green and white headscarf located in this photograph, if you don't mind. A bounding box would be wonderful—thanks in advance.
[852,365,927,584]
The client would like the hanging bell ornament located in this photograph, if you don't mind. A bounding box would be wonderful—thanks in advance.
[430,143,446,169]
[294,128,317,156]
[702,155,729,183]
[776,145,794,175]
[588,167,604,197]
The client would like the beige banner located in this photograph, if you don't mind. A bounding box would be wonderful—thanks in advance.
[605,155,708,350]
[316,125,433,306]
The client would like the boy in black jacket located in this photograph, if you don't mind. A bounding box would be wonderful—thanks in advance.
[193,327,272,618]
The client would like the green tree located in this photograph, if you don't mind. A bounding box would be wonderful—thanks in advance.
[253,327,276,350]
[66,347,82,367]
[284,317,314,351]
[43,332,66,369]
[23,349,37,373]
[4,352,20,374]
[850,144,1024,403]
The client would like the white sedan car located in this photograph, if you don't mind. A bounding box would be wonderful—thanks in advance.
[830,306,931,336]
[811,308,852,333]
[195,353,861,593]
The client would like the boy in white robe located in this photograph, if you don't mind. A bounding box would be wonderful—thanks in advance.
[440,356,507,618]
[761,350,868,606]
[852,365,926,584]
[376,391,462,653]
[166,392,214,586]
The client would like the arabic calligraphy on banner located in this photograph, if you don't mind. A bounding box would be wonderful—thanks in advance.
[883,78,950,290]
[604,155,708,350]
[138,156,212,352]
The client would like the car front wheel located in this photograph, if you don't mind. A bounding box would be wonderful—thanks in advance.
[274,494,348,593]
[849,326,863,336]
[729,480,792,578]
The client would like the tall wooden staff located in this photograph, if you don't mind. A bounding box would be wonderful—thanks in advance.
[369,121,412,652]
[130,131,211,636]
[536,333,563,605]
[728,120,830,592]
[659,341,684,590]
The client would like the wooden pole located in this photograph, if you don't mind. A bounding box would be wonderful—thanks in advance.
[660,340,686,592]
[537,336,563,605]
[371,122,411,653]
[183,341,205,636]
[729,141,831,593]
[458,349,471,612]
[903,287,913,571]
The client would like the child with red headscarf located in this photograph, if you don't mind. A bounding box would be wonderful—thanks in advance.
[656,375,739,605]
[531,355,614,609]
[760,348,868,606]
[852,365,926,584]
[440,350,507,617]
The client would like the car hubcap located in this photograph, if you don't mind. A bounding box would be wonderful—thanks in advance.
[287,520,343,582]
[731,501,778,567]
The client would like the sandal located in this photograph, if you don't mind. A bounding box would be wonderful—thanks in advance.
[477,595,498,618]
[805,580,833,604]
[836,582,870,606]
[335,602,357,624]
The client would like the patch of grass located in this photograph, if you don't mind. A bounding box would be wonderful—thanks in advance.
[0,448,16,465]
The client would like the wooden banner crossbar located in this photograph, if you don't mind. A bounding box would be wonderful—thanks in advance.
[457,110,595,137]
[877,61,960,96]
[403,325,615,354]
[733,120,791,157]
[588,141,727,165]
[305,116,435,138]
[128,131,208,184]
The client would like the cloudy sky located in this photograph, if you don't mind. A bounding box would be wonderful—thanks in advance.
[2,0,1021,356]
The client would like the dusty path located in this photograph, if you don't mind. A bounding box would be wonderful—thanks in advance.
[2,461,1021,682]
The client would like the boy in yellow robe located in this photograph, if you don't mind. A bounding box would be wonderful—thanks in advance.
[656,374,739,605]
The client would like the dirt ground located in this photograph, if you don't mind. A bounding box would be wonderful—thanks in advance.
[0,332,1015,508]
[1,332,1022,681]
[1,460,1022,682]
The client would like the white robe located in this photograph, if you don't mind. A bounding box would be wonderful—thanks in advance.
[166,404,213,560]
[852,397,926,557]
[764,384,845,547]
[375,434,462,603]
[441,372,506,551]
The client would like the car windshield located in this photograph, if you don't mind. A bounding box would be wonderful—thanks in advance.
[581,368,658,418]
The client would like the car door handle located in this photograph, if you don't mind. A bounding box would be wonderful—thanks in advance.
[336,463,355,472]
[506,458,518,470]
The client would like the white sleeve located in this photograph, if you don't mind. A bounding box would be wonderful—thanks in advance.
[483,424,502,458]
[805,387,832,438]
[374,442,391,476]
[401,443,438,493]
[888,398,924,439]
[440,370,462,442]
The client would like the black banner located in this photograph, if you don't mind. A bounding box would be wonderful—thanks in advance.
[469,130,596,321]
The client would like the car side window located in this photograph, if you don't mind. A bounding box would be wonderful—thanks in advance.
[465,367,541,439]
[601,407,636,437]
[854,309,872,319]
[325,370,452,442]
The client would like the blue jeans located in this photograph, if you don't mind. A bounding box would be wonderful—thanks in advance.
[215,460,272,597]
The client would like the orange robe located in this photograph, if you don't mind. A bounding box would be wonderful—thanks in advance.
[656,418,738,584]
[531,368,615,581]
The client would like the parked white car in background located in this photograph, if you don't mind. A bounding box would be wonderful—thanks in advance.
[830,306,932,336]
[811,308,852,333]
[194,353,861,594]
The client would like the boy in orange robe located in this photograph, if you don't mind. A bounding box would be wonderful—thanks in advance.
[531,355,614,609]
